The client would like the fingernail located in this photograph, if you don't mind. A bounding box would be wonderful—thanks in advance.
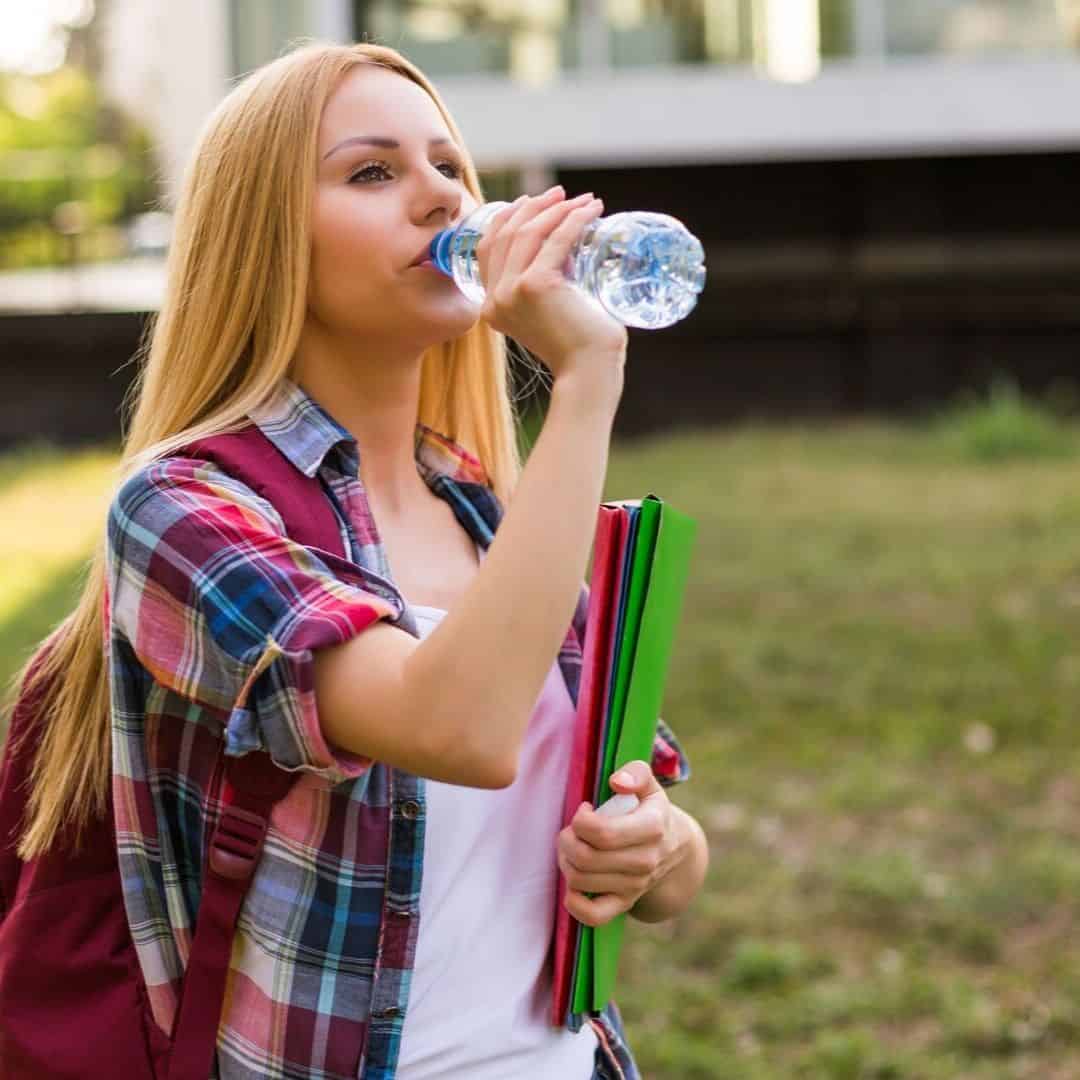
[611,770,631,786]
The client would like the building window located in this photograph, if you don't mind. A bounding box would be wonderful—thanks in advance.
[348,0,1080,84]
[230,0,313,77]
[353,0,562,80]
[885,0,1076,58]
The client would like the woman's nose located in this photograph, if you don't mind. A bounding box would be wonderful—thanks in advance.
[415,168,463,225]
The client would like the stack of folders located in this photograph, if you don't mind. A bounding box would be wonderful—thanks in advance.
[551,494,698,1027]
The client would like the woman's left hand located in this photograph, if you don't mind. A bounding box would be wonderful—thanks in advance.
[557,760,687,927]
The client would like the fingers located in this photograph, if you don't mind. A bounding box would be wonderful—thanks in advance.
[559,829,662,879]
[477,192,530,290]
[558,856,652,898]
[478,186,563,290]
[477,186,600,295]
[470,183,626,364]
[526,197,604,278]
[499,193,598,283]
[564,889,632,928]
[570,800,665,851]
[608,760,662,798]
[558,817,664,927]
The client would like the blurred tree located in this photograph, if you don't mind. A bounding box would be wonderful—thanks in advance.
[0,56,159,269]
[0,67,101,151]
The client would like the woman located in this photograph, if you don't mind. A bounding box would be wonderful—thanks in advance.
[13,42,708,1079]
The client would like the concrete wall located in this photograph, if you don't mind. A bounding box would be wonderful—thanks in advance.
[436,57,1080,171]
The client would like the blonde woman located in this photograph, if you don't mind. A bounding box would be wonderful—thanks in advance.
[11,42,708,1079]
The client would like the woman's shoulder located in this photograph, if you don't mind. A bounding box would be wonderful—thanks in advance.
[107,453,286,555]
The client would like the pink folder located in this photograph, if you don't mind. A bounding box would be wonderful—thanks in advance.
[550,505,629,1027]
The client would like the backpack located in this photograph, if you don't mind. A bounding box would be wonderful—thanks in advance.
[0,427,349,1080]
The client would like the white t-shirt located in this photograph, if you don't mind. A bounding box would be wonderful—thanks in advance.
[394,600,600,1079]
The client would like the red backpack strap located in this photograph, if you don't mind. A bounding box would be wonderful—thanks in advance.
[166,425,348,1080]
[178,426,346,555]
[164,756,298,1080]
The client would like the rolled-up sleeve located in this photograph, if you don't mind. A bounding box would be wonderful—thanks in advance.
[650,717,691,788]
[106,458,402,784]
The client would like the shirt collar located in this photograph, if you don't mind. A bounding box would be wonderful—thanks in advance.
[248,377,490,488]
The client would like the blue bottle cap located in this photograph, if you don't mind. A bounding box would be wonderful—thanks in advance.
[429,228,454,275]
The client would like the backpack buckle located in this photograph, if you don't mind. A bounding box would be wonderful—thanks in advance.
[209,804,268,881]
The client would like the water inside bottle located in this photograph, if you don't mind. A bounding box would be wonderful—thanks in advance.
[577,213,706,330]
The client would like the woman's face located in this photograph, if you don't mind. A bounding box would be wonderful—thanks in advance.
[308,65,481,349]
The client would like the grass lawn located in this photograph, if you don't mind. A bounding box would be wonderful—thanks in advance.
[0,443,119,699]
[3,410,1080,1078]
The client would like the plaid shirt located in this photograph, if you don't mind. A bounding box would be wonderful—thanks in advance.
[105,378,691,1079]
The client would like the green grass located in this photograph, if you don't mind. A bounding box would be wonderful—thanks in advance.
[0,443,119,704]
[4,397,1080,1077]
[598,416,1080,1078]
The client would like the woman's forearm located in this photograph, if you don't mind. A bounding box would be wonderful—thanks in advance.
[408,366,622,780]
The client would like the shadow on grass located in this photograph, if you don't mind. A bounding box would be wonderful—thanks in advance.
[0,555,90,748]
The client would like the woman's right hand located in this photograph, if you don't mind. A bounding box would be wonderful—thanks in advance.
[475,186,628,386]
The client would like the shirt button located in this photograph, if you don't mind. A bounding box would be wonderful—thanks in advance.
[399,800,421,820]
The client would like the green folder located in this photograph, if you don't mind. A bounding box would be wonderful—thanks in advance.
[569,494,697,1015]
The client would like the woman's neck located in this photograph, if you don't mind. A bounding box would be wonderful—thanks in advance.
[292,329,432,516]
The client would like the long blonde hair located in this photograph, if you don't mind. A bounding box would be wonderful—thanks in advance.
[7,41,528,859]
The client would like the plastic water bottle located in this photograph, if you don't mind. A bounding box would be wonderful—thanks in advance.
[428,201,706,329]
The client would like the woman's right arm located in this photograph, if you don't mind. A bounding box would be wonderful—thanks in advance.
[315,189,627,788]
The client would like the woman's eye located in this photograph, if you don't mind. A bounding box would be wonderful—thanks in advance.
[349,163,391,183]
[348,161,463,184]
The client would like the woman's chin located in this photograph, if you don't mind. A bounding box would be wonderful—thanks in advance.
[321,288,481,347]
[416,294,482,341]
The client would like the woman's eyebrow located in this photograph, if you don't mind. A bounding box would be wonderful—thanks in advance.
[322,135,455,161]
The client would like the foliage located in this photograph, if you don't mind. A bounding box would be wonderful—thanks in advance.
[931,378,1076,463]
[0,67,159,268]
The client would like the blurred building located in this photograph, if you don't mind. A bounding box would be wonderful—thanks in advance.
[23,0,1077,440]
[99,1,1080,186]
